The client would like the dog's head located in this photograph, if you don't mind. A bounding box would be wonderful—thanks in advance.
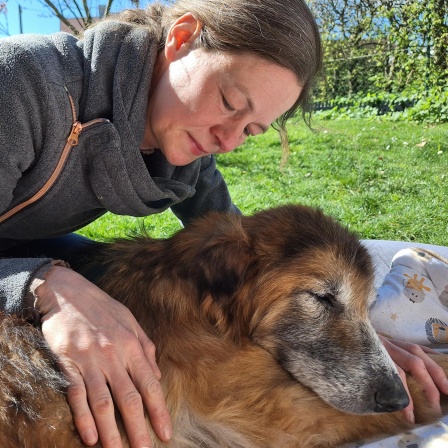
[171,204,409,414]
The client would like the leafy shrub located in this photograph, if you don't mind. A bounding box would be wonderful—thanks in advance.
[314,87,448,124]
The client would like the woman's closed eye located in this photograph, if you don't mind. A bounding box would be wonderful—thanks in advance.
[222,94,235,111]
[222,93,252,137]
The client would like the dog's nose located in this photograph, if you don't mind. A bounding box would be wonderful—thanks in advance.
[374,385,410,413]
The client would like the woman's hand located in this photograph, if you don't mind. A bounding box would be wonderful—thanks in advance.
[380,335,448,423]
[35,265,172,448]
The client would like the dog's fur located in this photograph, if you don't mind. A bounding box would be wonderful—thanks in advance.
[1,204,447,447]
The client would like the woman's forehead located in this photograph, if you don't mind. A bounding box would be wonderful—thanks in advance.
[197,49,300,87]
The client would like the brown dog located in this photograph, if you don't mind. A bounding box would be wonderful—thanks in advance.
[0,204,447,447]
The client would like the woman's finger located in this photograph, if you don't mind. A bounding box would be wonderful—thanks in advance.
[381,336,445,416]
[388,339,448,396]
[108,369,153,448]
[63,366,99,446]
[84,370,124,448]
[393,361,415,423]
[127,350,172,442]
[139,332,162,381]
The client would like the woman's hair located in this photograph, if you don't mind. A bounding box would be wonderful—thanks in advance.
[113,0,323,158]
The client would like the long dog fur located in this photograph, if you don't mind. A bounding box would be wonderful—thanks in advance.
[1,204,447,447]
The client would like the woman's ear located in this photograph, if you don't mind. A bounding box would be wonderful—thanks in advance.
[165,13,202,61]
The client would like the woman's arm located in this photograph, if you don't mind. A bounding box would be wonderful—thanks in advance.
[0,35,50,215]
[171,155,240,226]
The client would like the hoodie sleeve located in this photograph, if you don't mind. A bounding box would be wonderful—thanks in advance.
[171,155,241,226]
[0,36,55,313]
[0,34,49,215]
[0,258,53,315]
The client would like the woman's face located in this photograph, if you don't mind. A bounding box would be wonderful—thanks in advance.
[142,17,302,166]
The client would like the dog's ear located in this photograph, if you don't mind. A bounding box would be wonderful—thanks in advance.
[192,213,254,301]
[195,213,256,340]
[170,212,256,338]
[166,213,257,341]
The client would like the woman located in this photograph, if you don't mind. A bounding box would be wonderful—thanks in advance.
[0,0,446,447]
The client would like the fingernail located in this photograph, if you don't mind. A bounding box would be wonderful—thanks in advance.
[443,379,448,391]
[84,429,97,445]
[407,410,415,424]
[163,425,172,440]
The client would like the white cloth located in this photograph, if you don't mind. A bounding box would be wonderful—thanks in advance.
[339,414,448,447]
[363,241,448,289]
[370,248,448,345]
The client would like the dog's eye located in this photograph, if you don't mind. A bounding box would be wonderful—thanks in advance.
[311,292,335,307]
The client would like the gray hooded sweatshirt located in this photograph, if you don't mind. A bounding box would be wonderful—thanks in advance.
[0,21,238,313]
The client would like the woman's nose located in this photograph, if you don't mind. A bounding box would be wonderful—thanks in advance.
[211,121,247,153]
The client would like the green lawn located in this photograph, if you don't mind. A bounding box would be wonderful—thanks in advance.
[78,118,448,245]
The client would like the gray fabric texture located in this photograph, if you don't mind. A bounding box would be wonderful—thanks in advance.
[0,258,52,314]
[0,21,237,313]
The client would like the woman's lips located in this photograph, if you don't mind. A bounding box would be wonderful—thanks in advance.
[188,133,208,157]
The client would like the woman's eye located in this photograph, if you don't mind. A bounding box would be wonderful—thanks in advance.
[222,94,234,111]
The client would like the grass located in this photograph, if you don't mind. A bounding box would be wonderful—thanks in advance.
[78,118,448,245]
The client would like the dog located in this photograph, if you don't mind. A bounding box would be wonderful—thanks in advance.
[0,204,447,447]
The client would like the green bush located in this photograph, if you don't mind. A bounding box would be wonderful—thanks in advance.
[315,87,448,124]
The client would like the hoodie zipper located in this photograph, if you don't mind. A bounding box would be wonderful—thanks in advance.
[0,89,109,225]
